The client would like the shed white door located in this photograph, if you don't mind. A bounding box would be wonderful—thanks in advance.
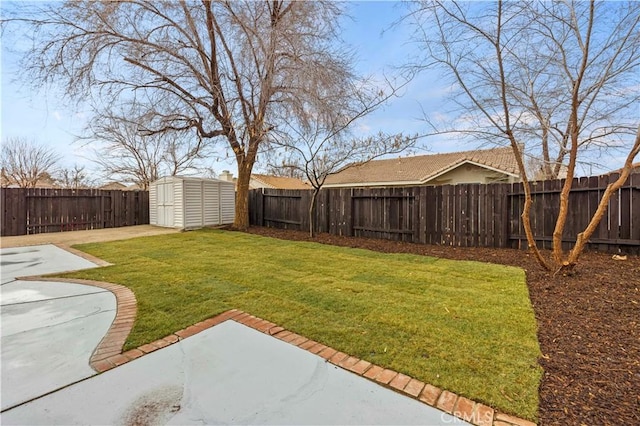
[156,181,175,227]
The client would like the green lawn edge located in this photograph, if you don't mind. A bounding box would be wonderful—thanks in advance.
[59,228,542,421]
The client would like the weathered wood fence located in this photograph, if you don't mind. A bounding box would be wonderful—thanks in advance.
[1,188,149,237]
[249,173,640,254]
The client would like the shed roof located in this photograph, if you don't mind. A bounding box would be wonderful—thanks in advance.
[151,176,234,185]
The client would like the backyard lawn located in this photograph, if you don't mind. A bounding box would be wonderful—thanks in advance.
[60,228,541,421]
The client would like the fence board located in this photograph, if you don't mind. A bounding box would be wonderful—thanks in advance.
[542,180,558,249]
[608,173,621,243]
[591,175,609,252]
[499,183,510,248]
[566,177,587,251]
[418,187,427,244]
[1,188,27,236]
[477,184,487,247]
[632,174,640,243]
[444,185,454,246]
[457,185,464,246]
[619,176,631,240]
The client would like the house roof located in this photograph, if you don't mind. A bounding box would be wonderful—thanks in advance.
[99,182,128,190]
[0,175,59,188]
[614,162,640,173]
[324,147,520,187]
[251,174,309,190]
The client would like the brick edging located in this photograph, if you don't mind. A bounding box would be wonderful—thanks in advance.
[93,309,536,426]
[16,276,137,372]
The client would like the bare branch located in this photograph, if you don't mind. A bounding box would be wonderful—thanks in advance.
[1,137,61,188]
[405,0,640,271]
[10,1,351,229]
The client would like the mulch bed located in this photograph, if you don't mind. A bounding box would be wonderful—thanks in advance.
[243,226,639,426]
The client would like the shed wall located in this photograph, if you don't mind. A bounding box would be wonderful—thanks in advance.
[204,182,221,225]
[174,180,184,228]
[149,184,157,225]
[220,183,235,224]
[184,180,204,229]
[149,177,235,229]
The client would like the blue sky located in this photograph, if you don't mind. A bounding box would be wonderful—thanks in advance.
[0,1,458,177]
[1,1,634,177]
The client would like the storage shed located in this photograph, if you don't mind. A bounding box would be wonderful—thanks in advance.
[149,176,235,229]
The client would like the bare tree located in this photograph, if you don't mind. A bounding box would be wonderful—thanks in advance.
[265,78,418,236]
[268,132,416,238]
[410,1,639,180]
[83,106,210,189]
[263,161,304,179]
[407,1,640,271]
[1,137,61,188]
[12,1,356,229]
[55,164,93,189]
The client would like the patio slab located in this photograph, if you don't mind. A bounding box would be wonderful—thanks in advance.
[1,245,114,411]
[1,244,99,283]
[1,321,470,425]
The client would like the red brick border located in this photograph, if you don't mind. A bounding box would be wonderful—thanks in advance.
[87,308,535,426]
[17,276,137,372]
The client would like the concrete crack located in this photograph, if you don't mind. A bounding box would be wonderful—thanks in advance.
[165,335,189,424]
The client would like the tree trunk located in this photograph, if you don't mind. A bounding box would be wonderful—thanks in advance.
[567,127,640,265]
[505,136,551,270]
[552,128,579,266]
[519,175,552,270]
[233,158,255,230]
[552,1,594,267]
[493,3,550,271]
[308,188,319,238]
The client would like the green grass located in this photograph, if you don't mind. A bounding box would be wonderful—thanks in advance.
[60,228,541,420]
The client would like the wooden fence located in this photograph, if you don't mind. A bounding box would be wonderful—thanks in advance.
[249,172,640,254]
[1,188,149,237]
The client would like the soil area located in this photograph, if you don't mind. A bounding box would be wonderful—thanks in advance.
[244,226,639,426]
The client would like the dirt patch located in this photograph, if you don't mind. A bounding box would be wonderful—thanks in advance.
[243,226,640,426]
[120,385,182,426]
